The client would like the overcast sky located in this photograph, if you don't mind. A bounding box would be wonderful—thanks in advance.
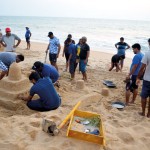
[1,0,150,21]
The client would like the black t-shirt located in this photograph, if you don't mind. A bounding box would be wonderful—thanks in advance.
[64,39,75,53]
[79,43,90,60]
[111,54,121,63]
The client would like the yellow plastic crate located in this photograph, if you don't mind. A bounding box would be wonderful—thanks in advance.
[67,110,105,147]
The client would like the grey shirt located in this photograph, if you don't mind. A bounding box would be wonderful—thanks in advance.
[0,52,17,68]
[2,34,20,52]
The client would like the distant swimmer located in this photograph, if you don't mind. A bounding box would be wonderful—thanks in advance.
[25,27,32,50]
[0,27,21,52]
[20,72,61,112]
[115,37,130,70]
[0,52,24,80]
[109,54,125,72]
[46,32,61,71]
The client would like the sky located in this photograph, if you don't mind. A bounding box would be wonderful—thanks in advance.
[1,0,150,21]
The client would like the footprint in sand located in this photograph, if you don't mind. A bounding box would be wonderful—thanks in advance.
[117,132,134,144]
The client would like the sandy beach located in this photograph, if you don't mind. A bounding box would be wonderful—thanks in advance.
[0,41,150,150]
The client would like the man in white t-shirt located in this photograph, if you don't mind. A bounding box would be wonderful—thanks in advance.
[0,27,21,52]
[137,38,150,118]
[45,32,61,71]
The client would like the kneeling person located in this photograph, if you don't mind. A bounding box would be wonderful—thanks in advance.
[32,61,59,83]
[109,54,125,72]
[20,72,61,111]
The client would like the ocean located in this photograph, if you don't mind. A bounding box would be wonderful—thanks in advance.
[0,16,150,56]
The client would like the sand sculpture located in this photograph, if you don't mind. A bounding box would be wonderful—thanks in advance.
[0,62,30,100]
[76,80,85,89]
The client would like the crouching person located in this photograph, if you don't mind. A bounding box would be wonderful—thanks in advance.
[20,72,61,111]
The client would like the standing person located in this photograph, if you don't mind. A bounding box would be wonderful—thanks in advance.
[136,38,150,118]
[20,72,61,112]
[115,37,130,70]
[0,29,2,49]
[32,61,59,83]
[79,36,90,81]
[62,34,75,72]
[125,43,144,105]
[0,52,24,80]
[46,32,61,71]
[67,38,76,79]
[75,38,82,70]
[25,27,32,50]
[0,27,21,52]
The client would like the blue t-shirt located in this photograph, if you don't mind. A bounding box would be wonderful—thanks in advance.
[115,42,128,56]
[25,29,31,38]
[68,43,76,61]
[130,52,144,75]
[42,64,59,83]
[30,77,61,109]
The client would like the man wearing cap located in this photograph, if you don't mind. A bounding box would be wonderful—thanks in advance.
[32,61,59,83]
[0,52,24,80]
[79,36,90,81]
[46,32,61,71]
[62,34,75,72]
[25,27,32,50]
[1,27,21,52]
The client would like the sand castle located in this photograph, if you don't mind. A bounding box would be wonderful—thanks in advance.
[0,62,30,100]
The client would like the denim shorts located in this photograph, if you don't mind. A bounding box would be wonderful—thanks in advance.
[79,59,87,73]
[141,80,150,99]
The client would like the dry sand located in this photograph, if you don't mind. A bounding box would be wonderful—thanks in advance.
[0,41,150,150]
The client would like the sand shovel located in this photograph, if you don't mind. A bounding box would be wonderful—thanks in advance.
[44,51,48,63]
[42,101,81,136]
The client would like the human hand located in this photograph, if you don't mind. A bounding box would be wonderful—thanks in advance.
[57,54,59,58]
[136,78,140,85]
[13,45,17,48]
[45,50,48,53]
[84,59,87,64]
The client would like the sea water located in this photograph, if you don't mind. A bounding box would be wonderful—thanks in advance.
[0,16,150,56]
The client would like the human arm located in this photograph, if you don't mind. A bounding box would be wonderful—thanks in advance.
[0,70,8,80]
[57,44,61,58]
[13,35,21,48]
[115,43,118,49]
[45,43,50,53]
[136,63,146,85]
[126,64,138,79]
[1,36,7,47]
[84,51,90,64]
[30,31,32,37]
[20,95,33,102]
[125,43,130,50]
[62,44,65,57]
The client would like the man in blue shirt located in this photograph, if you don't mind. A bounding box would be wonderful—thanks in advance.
[115,37,130,70]
[45,32,61,71]
[20,72,61,111]
[67,38,77,79]
[25,27,32,50]
[32,61,59,83]
[125,43,144,105]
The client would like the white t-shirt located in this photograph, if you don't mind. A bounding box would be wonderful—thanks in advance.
[2,34,20,52]
[142,51,150,81]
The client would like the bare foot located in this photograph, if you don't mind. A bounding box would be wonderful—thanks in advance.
[139,112,145,116]
[147,113,150,118]
[129,101,135,104]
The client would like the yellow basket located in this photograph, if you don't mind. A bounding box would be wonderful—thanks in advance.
[67,110,105,147]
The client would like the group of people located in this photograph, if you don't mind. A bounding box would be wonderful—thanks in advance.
[0,27,150,117]
[110,37,150,118]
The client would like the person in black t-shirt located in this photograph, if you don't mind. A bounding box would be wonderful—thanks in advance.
[79,36,90,80]
[62,34,75,72]
[109,54,125,72]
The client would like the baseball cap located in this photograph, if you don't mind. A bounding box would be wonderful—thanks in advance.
[32,61,43,70]
[5,27,11,32]
[48,32,53,36]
